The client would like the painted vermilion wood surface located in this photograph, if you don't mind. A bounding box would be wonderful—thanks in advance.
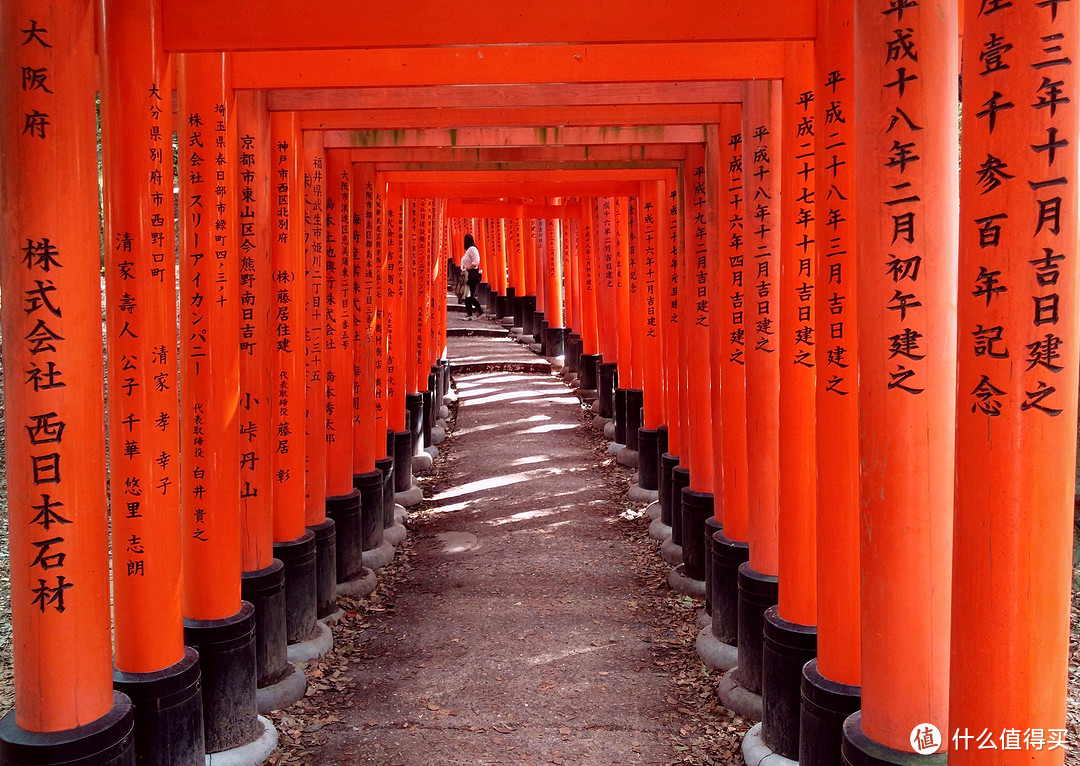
[742,80,782,577]
[950,2,1078,763]
[1,0,114,730]
[662,184,682,458]
[714,105,749,540]
[164,1,814,51]
[269,111,308,542]
[324,151,354,496]
[269,82,743,112]
[303,131,328,525]
[813,0,860,688]
[236,89,275,572]
[854,0,958,751]
[100,0,185,675]
[640,181,666,430]
[683,144,713,494]
[177,52,243,620]
[777,42,817,628]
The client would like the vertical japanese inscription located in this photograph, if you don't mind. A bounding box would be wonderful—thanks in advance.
[726,130,747,365]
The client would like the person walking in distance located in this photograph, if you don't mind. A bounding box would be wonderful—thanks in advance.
[461,233,483,319]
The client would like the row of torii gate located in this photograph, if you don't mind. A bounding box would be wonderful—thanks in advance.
[0,1,1076,765]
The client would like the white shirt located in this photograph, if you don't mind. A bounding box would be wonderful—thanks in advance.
[461,246,480,271]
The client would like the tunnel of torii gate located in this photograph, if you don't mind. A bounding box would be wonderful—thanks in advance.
[0,0,1077,765]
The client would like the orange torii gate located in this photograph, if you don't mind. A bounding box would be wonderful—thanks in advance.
[2,2,1078,766]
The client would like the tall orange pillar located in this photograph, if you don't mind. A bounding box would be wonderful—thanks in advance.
[98,2,204,760]
[659,184,683,536]
[596,200,619,420]
[950,4,1078,764]
[618,195,646,469]
[0,2,134,760]
[762,41,819,761]
[612,198,632,447]
[732,79,781,701]
[708,106,751,655]
[802,1,862,762]
[386,192,418,505]
[351,162,390,568]
[576,202,602,400]
[268,111,318,655]
[562,214,576,336]
[632,182,665,497]
[845,1,958,760]
[325,152,363,592]
[303,132,337,621]
[176,52,263,753]
[674,143,716,593]
[544,215,566,355]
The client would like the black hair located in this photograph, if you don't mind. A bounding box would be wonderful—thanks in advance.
[463,233,475,249]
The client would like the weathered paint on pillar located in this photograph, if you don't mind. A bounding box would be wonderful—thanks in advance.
[324,152,353,496]
[743,80,782,576]
[269,111,306,543]
[303,131,327,525]
[778,42,818,627]
[684,143,714,493]
[236,90,274,573]
[100,0,184,675]
[951,3,1078,763]
[814,0,860,687]
[1,0,114,729]
[177,52,242,620]
[716,105,750,540]
[854,0,958,751]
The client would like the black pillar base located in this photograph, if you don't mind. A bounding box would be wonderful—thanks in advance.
[183,603,258,754]
[273,530,318,643]
[327,490,362,585]
[625,390,643,451]
[842,711,946,764]
[113,649,203,766]
[393,429,413,492]
[375,456,395,528]
[354,470,385,553]
[422,390,434,448]
[531,310,545,339]
[537,317,549,350]
[504,287,517,320]
[711,532,749,645]
[406,394,424,455]
[801,660,862,766]
[579,353,600,391]
[0,692,135,766]
[763,607,818,760]
[240,559,289,687]
[637,427,660,490]
[659,452,680,527]
[736,562,778,695]
[565,334,582,372]
[681,489,713,580]
[486,288,499,315]
[614,388,628,444]
[308,519,338,619]
[519,295,535,332]
[703,517,722,616]
[669,465,691,546]
[543,326,566,357]
[496,295,507,320]
[597,362,618,418]
[477,282,491,311]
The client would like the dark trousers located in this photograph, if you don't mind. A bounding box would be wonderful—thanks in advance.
[464,269,482,316]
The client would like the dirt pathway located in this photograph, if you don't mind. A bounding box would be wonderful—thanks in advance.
[268,313,743,765]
